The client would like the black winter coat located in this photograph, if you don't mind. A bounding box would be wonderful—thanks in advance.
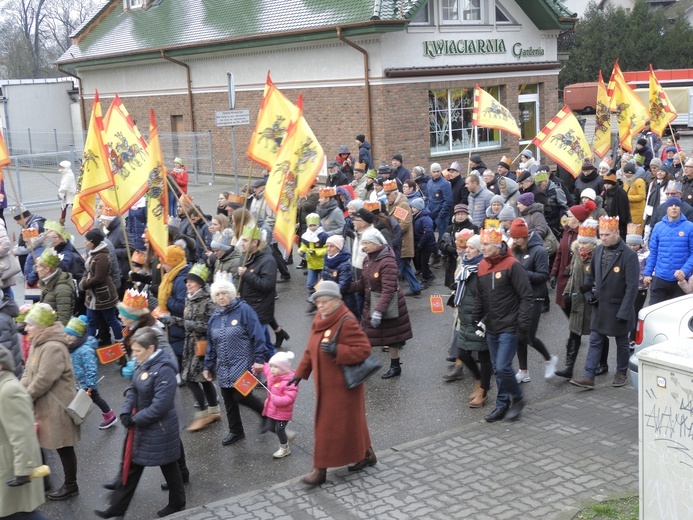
[574,167,603,200]
[238,246,276,324]
[105,217,129,284]
[450,175,468,206]
[514,231,549,301]
[604,186,631,239]
[122,348,180,467]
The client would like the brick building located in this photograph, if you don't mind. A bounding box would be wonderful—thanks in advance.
[57,0,576,178]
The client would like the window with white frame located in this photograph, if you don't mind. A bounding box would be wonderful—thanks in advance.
[495,1,517,24]
[125,0,145,9]
[441,0,483,24]
[411,1,432,25]
[429,87,500,155]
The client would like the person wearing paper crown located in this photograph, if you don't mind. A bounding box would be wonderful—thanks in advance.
[11,204,46,272]
[570,216,639,390]
[36,246,75,325]
[168,263,220,431]
[208,227,243,278]
[203,276,267,447]
[554,218,600,379]
[316,187,345,237]
[156,245,191,366]
[20,303,81,501]
[299,213,329,299]
[64,315,118,430]
[24,220,84,290]
[471,225,533,423]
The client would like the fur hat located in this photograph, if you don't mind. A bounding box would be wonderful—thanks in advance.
[269,351,295,374]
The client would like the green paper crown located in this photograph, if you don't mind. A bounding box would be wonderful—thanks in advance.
[44,220,70,240]
[189,263,210,283]
[241,225,262,241]
[25,303,57,328]
[38,247,60,269]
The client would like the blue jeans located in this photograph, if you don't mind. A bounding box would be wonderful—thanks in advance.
[86,307,123,341]
[398,257,421,292]
[435,214,449,236]
[583,331,629,379]
[306,269,321,293]
[486,332,523,408]
[263,324,275,360]
[168,190,178,217]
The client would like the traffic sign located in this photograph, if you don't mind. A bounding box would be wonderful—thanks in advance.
[215,109,250,127]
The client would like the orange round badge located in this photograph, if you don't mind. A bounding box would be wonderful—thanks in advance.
[614,266,620,273]
[374,273,379,278]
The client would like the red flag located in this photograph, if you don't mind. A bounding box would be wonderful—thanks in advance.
[233,370,259,397]
[96,343,126,364]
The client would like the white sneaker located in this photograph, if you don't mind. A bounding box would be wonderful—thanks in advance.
[515,370,531,383]
[273,444,291,459]
[545,355,559,379]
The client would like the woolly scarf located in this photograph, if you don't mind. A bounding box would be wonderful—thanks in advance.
[453,253,482,306]
[158,261,187,313]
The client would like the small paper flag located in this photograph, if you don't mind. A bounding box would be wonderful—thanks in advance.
[233,370,259,397]
[393,206,409,221]
[96,343,126,364]
[430,295,445,313]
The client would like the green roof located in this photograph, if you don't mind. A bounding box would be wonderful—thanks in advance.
[58,0,575,66]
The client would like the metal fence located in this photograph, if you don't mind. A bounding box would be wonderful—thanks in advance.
[1,129,216,208]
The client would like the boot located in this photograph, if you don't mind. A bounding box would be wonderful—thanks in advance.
[555,337,580,379]
[348,446,377,471]
[99,409,118,430]
[47,483,79,501]
[186,409,214,431]
[301,468,327,486]
[381,358,401,379]
[596,337,609,375]
[272,444,291,459]
[468,380,482,400]
[469,389,488,408]
[48,448,78,501]
[208,405,222,422]
[275,328,290,349]
[443,363,464,382]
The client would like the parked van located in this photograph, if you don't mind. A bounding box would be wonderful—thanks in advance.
[563,82,598,113]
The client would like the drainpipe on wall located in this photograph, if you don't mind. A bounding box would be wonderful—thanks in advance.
[56,65,87,130]
[336,27,373,152]
[160,50,196,132]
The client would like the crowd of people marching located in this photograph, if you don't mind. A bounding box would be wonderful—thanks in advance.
[3,128,693,518]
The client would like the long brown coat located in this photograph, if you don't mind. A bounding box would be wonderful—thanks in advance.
[388,192,415,259]
[20,323,80,449]
[295,302,372,469]
[350,244,413,346]
[80,242,118,310]
[551,226,578,308]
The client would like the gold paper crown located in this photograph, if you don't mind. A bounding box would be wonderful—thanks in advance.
[354,162,367,172]
[484,218,500,229]
[578,221,599,240]
[131,251,146,265]
[122,288,148,310]
[480,228,503,245]
[363,201,381,212]
[626,223,643,236]
[21,228,39,240]
[38,247,60,269]
[599,216,619,231]
[383,179,398,192]
[319,187,336,198]
[227,194,245,204]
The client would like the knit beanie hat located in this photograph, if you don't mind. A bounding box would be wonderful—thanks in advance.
[86,228,104,246]
[361,228,384,245]
[65,315,88,337]
[25,303,57,328]
[508,218,529,239]
[497,204,516,222]
[467,234,482,252]
[269,351,295,374]
[348,199,365,212]
[326,235,344,250]
[517,192,534,206]
[637,138,647,147]
[164,245,186,267]
[410,198,425,211]
[569,201,596,223]
[623,163,636,174]
[454,204,469,215]
[490,195,504,206]
[580,188,597,201]
[663,197,682,210]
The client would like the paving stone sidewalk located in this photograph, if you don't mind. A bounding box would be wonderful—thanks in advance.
[171,385,638,520]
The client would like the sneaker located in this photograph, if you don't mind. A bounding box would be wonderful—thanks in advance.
[99,410,118,430]
[544,355,559,379]
[515,370,531,383]
[612,373,628,387]
[273,444,291,459]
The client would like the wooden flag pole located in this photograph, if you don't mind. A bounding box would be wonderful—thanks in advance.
[668,124,679,151]
[511,142,534,171]
[165,175,211,255]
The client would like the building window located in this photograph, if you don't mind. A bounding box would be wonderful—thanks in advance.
[125,0,145,9]
[411,1,432,24]
[495,1,516,24]
[429,87,500,155]
[441,0,483,24]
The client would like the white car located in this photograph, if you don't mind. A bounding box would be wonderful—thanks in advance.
[628,293,693,391]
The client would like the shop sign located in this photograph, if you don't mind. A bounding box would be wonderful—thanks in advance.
[423,39,545,60]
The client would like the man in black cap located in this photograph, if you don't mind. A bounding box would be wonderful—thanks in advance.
[355,134,373,170]
[469,154,487,176]
[634,138,653,172]
[391,154,410,183]
[326,160,348,187]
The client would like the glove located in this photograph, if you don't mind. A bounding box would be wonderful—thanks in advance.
[579,284,593,295]
[517,329,529,344]
[345,229,355,239]
[587,296,598,306]
[617,317,628,324]
[120,413,134,428]
[550,276,557,289]
[184,320,196,331]
[287,377,302,387]
[129,271,152,284]
[320,340,337,356]
[6,475,31,487]
[370,311,382,328]
[121,359,136,380]
[475,321,486,338]
[157,314,172,326]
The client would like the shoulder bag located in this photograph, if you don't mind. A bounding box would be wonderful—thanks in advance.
[326,316,382,390]
[369,291,399,320]
[49,388,93,426]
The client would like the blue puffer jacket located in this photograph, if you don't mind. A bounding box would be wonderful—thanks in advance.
[25,240,84,286]
[122,348,180,466]
[167,264,191,356]
[127,205,147,251]
[321,248,358,317]
[644,213,693,282]
[413,207,436,251]
[205,298,267,388]
[68,336,100,389]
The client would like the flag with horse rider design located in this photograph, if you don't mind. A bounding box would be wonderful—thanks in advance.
[532,106,590,179]
[472,84,521,138]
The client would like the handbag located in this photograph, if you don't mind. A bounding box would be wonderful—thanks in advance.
[327,316,383,390]
[369,291,399,320]
[543,230,559,256]
[195,340,208,357]
[49,389,94,426]
[0,251,21,286]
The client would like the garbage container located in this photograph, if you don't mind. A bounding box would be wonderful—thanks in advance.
[637,338,693,520]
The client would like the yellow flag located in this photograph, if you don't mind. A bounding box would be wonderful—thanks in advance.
[71,91,114,234]
[0,128,10,184]
[472,84,521,137]
[246,72,295,169]
[593,71,612,159]
[100,94,150,214]
[532,106,591,179]
[649,65,677,137]
[144,110,169,261]
[607,61,648,152]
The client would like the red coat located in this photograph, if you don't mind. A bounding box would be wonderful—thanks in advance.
[294,302,372,469]
[350,245,413,346]
[551,226,578,308]
[172,168,189,194]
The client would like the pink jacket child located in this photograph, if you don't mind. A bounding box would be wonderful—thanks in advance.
[260,351,299,459]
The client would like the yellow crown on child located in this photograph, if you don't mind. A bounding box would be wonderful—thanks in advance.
[480,227,503,245]
[599,216,619,231]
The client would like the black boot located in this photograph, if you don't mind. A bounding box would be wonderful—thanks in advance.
[275,328,290,349]
[47,447,78,501]
[555,336,580,379]
[381,358,401,379]
[596,337,609,376]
